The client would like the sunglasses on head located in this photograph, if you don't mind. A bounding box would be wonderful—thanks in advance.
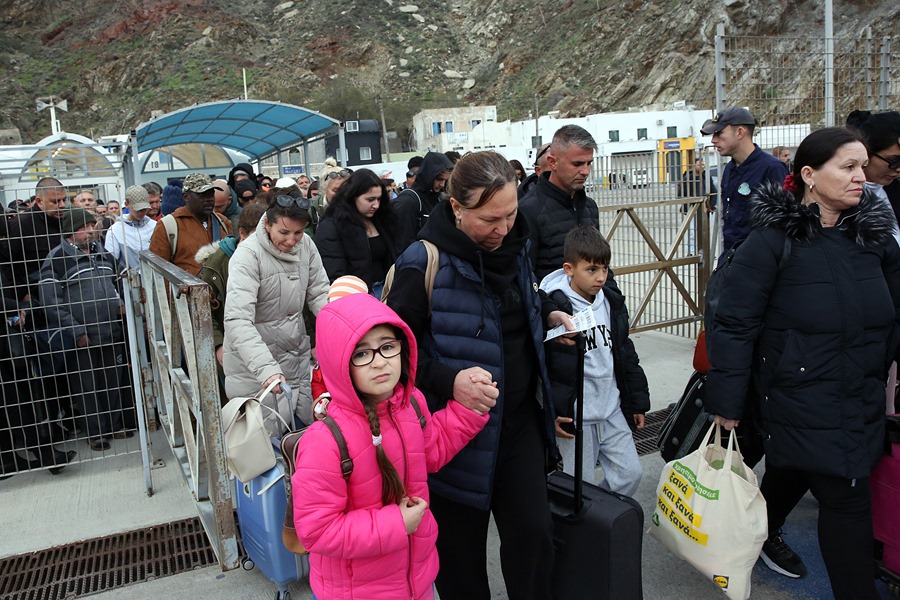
[534,145,551,165]
[273,195,312,210]
[325,169,352,181]
[873,153,900,171]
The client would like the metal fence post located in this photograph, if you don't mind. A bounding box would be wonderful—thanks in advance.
[865,27,874,111]
[715,24,726,112]
[824,0,835,126]
[881,37,892,111]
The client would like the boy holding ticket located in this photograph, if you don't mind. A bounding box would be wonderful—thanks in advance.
[539,225,649,496]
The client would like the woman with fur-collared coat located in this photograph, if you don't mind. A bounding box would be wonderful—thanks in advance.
[223,193,330,430]
[706,128,900,600]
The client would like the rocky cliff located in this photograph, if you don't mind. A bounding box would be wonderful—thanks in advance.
[0,0,896,144]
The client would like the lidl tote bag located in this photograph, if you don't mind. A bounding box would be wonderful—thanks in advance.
[649,423,767,599]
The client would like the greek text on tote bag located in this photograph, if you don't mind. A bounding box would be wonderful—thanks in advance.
[221,379,291,483]
[649,423,768,600]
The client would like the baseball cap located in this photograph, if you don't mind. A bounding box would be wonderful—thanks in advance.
[700,108,758,135]
[182,173,223,194]
[124,185,151,211]
[274,177,297,189]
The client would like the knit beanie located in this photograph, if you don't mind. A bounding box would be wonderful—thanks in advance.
[61,207,97,236]
[327,275,369,302]
[161,181,185,216]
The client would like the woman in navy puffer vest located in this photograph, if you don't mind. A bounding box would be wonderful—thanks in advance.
[387,151,572,600]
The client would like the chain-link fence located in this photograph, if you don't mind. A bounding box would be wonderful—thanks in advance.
[0,142,153,479]
[716,26,898,149]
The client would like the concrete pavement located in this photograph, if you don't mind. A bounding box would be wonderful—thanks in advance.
[1,331,892,599]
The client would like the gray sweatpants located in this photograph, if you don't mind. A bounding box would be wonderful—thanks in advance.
[557,409,642,497]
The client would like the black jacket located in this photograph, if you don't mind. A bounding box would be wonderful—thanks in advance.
[517,172,540,199]
[545,284,650,425]
[0,206,63,301]
[705,184,900,480]
[393,152,453,253]
[518,172,601,281]
[314,215,401,286]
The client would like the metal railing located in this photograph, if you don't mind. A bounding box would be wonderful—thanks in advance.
[138,250,239,571]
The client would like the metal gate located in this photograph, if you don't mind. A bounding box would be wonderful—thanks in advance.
[588,151,714,338]
[138,251,239,571]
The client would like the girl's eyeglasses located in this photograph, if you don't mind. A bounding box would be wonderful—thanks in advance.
[350,339,402,366]
[272,195,312,210]
[260,183,272,189]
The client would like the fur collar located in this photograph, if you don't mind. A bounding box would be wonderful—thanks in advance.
[750,182,896,248]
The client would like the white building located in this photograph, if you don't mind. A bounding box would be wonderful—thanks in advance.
[411,106,498,153]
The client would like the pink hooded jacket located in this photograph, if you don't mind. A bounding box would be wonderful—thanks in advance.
[293,294,488,600]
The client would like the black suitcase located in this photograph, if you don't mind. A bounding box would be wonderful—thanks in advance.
[548,334,644,600]
[656,371,712,463]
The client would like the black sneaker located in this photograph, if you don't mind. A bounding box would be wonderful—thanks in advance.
[760,532,807,578]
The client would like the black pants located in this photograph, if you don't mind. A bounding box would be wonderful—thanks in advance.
[431,413,554,600]
[69,343,126,438]
[761,463,879,600]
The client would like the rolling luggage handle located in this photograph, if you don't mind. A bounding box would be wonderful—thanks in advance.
[572,332,586,514]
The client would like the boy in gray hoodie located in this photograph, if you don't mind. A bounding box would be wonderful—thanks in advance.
[540,226,649,496]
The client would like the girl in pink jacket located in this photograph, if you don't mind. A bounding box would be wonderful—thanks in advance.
[293,293,489,600]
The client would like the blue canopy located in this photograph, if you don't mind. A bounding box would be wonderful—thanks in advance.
[133,100,340,160]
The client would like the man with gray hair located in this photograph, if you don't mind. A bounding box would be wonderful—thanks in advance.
[519,125,601,280]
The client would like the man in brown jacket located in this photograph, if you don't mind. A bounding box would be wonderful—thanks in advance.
[149,173,233,276]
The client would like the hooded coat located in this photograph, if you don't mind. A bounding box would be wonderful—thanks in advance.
[293,294,487,600]
[227,163,257,190]
[393,152,454,252]
[223,217,329,426]
[705,184,900,480]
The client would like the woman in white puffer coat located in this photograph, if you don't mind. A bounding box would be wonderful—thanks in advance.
[223,189,329,431]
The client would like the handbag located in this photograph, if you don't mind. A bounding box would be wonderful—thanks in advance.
[221,379,291,483]
[649,423,768,600]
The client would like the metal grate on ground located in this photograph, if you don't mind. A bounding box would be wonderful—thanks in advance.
[633,406,671,457]
[0,517,218,600]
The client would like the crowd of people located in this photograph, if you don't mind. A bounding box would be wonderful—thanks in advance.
[2,112,899,600]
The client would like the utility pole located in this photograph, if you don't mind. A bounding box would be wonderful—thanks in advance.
[377,97,391,162]
[533,94,541,151]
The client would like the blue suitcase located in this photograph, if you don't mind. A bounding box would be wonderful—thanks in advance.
[235,456,309,600]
